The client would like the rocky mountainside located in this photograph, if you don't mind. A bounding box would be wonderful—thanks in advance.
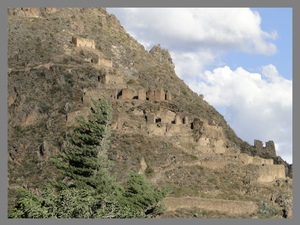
[7,8,293,218]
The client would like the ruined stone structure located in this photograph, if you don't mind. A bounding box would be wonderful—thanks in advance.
[253,140,276,158]
[72,37,95,49]
[237,153,286,182]
[254,140,263,149]
[118,89,137,100]
[98,57,112,67]
[138,89,146,101]
[66,75,285,184]
[239,153,273,165]
[118,88,171,101]
[257,164,286,182]
[163,197,258,215]
[175,115,182,125]
[147,87,166,101]
[191,118,204,130]
[82,88,103,105]
[99,74,124,86]
[253,140,276,157]
[146,113,156,124]
[165,90,172,101]
[104,89,119,100]
[182,116,189,125]
[80,86,172,106]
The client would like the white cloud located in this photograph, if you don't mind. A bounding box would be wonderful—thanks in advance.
[188,65,292,163]
[171,49,220,80]
[106,8,292,163]
[107,8,277,55]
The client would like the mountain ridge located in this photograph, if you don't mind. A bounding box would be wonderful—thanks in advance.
[7,7,292,218]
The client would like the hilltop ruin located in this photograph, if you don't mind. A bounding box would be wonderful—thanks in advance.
[64,54,286,183]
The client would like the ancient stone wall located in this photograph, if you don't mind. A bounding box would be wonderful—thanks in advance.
[155,109,176,124]
[192,118,204,131]
[98,58,112,67]
[155,87,165,101]
[183,116,189,124]
[111,113,125,130]
[163,197,258,215]
[257,164,286,182]
[138,89,146,100]
[147,89,155,100]
[99,74,124,86]
[254,140,263,149]
[82,89,103,105]
[175,114,182,125]
[148,124,167,136]
[253,139,276,158]
[265,141,276,157]
[118,89,136,100]
[146,113,155,124]
[166,90,172,101]
[103,89,118,100]
[111,87,172,101]
[239,153,273,165]
[72,37,95,49]
[252,156,273,165]
[147,88,170,101]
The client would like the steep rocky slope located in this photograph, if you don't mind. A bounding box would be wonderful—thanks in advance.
[7,8,292,218]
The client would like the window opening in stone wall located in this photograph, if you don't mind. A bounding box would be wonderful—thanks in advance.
[117,90,122,99]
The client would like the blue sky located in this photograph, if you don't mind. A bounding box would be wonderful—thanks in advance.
[220,8,292,80]
[106,8,292,164]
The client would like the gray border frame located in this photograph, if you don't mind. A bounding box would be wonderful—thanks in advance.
[1,0,297,225]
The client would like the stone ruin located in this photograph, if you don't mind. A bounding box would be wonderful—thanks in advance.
[146,87,172,101]
[72,37,95,49]
[145,112,189,126]
[239,153,273,165]
[80,85,173,106]
[257,164,286,182]
[98,57,112,67]
[253,139,276,158]
[238,141,286,182]
[72,37,112,68]
[65,97,286,183]
[98,73,123,86]
[62,49,286,183]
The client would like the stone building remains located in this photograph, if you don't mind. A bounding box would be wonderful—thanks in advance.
[72,37,95,49]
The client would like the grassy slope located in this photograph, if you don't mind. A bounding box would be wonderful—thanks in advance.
[7,8,292,217]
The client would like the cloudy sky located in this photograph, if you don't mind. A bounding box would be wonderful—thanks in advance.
[106,8,292,164]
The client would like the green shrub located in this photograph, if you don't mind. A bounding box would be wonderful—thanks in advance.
[144,166,154,177]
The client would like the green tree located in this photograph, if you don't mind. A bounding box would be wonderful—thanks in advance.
[120,172,170,217]
[52,98,121,197]
[8,97,170,218]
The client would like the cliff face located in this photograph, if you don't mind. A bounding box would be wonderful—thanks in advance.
[7,8,292,218]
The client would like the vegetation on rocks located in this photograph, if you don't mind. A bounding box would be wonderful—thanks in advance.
[9,98,169,218]
[8,8,292,218]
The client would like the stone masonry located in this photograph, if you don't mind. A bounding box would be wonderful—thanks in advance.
[254,139,276,158]
[98,57,112,67]
[72,37,95,49]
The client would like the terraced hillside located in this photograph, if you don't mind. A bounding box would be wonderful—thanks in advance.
[8,8,292,218]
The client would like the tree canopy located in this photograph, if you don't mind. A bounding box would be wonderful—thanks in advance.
[8,98,169,218]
